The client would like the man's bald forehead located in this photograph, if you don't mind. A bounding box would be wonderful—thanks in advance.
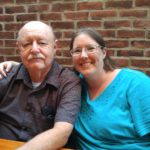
[22,21,50,30]
[17,21,55,40]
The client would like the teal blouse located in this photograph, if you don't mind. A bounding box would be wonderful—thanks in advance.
[74,68,150,150]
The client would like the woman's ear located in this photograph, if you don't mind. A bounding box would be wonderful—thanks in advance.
[102,48,107,59]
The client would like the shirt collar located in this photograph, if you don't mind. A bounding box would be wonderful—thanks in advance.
[16,61,62,89]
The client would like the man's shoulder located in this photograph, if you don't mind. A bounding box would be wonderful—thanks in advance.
[59,67,80,81]
[53,62,80,80]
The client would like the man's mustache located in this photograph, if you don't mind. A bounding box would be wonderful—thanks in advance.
[28,54,45,60]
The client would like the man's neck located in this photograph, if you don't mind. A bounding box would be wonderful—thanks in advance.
[28,69,49,83]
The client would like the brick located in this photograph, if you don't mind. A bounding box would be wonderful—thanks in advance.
[54,31,62,39]
[16,0,37,4]
[16,14,37,22]
[117,30,145,38]
[62,50,71,57]
[52,3,75,11]
[106,0,132,8]
[5,23,23,31]
[57,40,70,48]
[38,0,54,3]
[0,48,16,55]
[145,51,150,57]
[40,13,61,21]
[55,57,72,66]
[0,24,2,31]
[98,30,115,38]
[63,31,74,39]
[133,20,150,29]
[148,31,150,39]
[6,56,21,62]
[0,15,14,22]
[0,0,14,4]
[0,32,14,39]
[0,40,3,46]
[107,49,115,56]
[28,5,49,13]
[5,6,25,14]
[56,50,62,56]
[5,40,16,47]
[77,2,103,10]
[106,40,129,48]
[77,21,101,28]
[104,20,130,28]
[135,0,150,6]
[64,12,88,20]
[120,10,147,18]
[131,59,150,68]
[117,50,143,56]
[132,41,150,48]
[0,7,3,14]
[0,56,4,62]
[91,10,117,19]
[51,22,74,29]
[113,57,129,67]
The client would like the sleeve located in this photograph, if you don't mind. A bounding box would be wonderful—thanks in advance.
[0,65,20,103]
[54,70,81,125]
[128,73,150,136]
[0,78,8,101]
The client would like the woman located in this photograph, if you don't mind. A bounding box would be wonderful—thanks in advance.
[69,28,150,150]
[1,28,150,150]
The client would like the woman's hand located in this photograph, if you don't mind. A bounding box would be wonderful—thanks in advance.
[0,61,19,79]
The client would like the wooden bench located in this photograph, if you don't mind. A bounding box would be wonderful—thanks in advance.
[0,138,72,150]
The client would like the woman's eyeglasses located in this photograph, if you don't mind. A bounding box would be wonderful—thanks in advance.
[70,45,105,56]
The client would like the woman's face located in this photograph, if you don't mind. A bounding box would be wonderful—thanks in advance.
[71,33,106,77]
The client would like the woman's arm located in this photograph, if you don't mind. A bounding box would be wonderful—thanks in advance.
[0,61,20,78]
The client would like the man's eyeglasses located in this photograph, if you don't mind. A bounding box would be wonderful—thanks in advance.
[70,45,104,56]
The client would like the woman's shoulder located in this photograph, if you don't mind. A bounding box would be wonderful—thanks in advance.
[120,68,150,88]
[121,68,149,79]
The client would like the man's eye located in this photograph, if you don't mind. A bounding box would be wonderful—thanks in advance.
[39,42,47,45]
[22,43,31,48]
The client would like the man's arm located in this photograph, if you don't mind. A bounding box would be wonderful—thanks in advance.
[17,122,73,150]
[0,61,19,78]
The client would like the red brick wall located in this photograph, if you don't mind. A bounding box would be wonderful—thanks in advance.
[0,0,150,75]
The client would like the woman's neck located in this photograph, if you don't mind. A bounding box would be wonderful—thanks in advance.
[86,69,120,100]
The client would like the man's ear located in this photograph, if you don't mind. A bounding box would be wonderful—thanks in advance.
[16,41,21,54]
[54,39,59,49]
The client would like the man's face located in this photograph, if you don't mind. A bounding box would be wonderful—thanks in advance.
[17,25,56,72]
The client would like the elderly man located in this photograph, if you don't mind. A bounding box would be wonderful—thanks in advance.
[0,21,81,150]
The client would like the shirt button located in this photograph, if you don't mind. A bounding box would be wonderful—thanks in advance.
[21,126,27,130]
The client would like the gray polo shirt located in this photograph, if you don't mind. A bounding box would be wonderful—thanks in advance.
[0,61,81,141]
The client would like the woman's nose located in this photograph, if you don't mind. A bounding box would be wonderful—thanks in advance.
[80,49,88,58]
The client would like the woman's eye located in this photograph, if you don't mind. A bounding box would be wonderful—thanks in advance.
[74,49,82,53]
[87,47,95,52]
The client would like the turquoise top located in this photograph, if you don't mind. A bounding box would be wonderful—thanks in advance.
[74,68,150,150]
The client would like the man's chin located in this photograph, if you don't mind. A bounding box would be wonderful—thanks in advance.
[27,64,45,70]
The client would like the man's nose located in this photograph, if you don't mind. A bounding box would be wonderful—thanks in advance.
[31,41,40,53]
[81,49,88,58]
